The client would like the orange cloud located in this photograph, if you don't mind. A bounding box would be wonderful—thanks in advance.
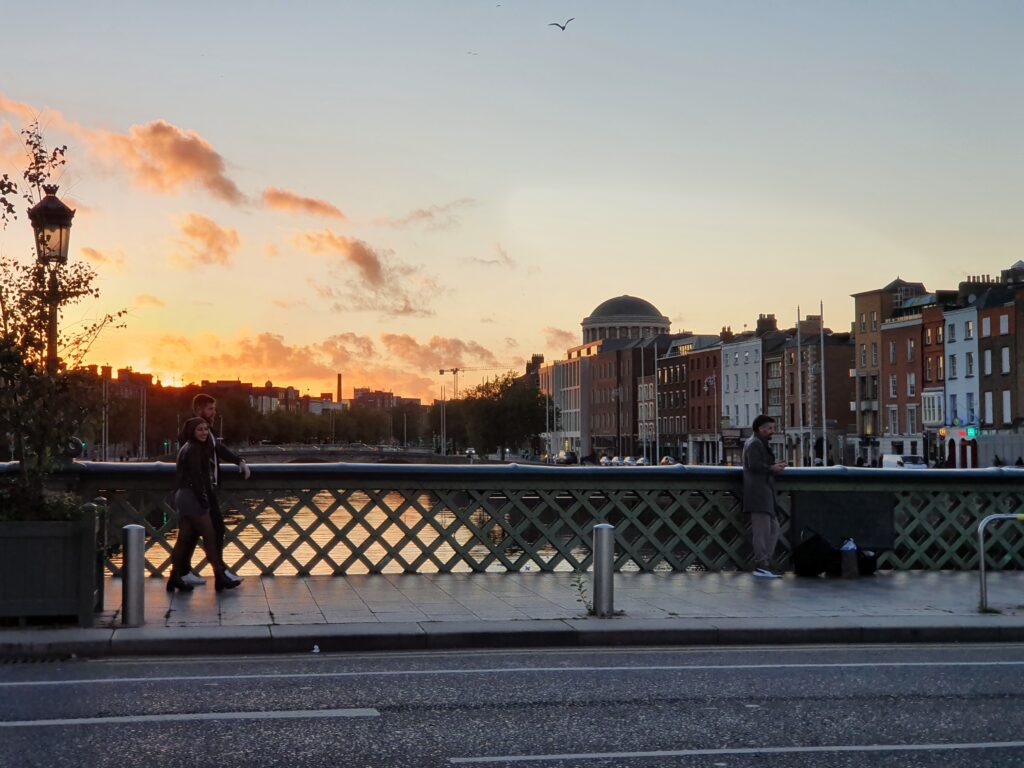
[380,333,501,370]
[171,213,240,269]
[375,198,475,229]
[80,246,126,271]
[543,326,576,350]
[292,229,383,285]
[92,120,246,204]
[134,293,165,308]
[262,187,346,220]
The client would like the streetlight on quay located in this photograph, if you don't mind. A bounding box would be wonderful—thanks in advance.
[27,184,76,375]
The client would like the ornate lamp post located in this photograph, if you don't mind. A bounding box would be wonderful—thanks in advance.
[27,184,75,374]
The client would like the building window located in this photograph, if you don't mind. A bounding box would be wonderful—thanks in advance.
[887,406,898,434]
[984,349,992,376]
[907,373,916,397]
[1003,390,1012,424]
[948,323,956,342]
[949,354,957,378]
[949,394,958,423]
[744,351,749,365]
[1001,346,1010,374]
[888,341,896,364]
[937,325,944,344]
[938,355,945,380]
[871,311,878,331]
[906,406,918,434]
[1000,314,1009,335]
[924,327,932,345]
[965,320,974,339]
[982,316,991,337]
[925,358,932,382]
[860,313,866,332]
[860,345,866,367]
[967,392,976,423]
[889,374,898,398]
[984,391,993,424]
[907,338,915,361]
[871,343,878,367]
[966,351,975,377]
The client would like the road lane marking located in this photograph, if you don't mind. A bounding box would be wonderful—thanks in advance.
[3,660,1024,688]
[0,708,379,728]
[449,740,1024,763]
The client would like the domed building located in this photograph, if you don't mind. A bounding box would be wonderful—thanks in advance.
[581,295,670,344]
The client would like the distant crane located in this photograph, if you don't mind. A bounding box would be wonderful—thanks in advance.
[438,365,510,399]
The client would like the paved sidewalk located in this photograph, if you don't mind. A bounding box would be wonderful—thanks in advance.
[2,570,1023,658]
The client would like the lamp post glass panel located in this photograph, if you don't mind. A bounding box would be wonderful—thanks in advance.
[27,184,75,373]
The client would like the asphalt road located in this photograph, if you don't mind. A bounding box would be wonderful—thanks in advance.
[1,644,1023,767]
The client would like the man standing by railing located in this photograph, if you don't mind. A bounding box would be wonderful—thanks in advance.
[743,414,787,579]
[180,393,250,587]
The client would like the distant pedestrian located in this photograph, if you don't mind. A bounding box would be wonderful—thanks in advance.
[1017,457,1024,467]
[855,456,865,467]
[178,394,250,588]
[742,414,787,579]
[167,417,240,593]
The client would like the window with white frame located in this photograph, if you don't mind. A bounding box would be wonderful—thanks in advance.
[967,392,976,423]
[888,340,896,364]
[907,372,916,397]
[1001,347,1010,374]
[982,316,991,337]
[887,406,898,434]
[860,345,866,367]
[871,343,878,367]
[938,355,945,380]
[1003,390,1012,424]
[889,374,898,398]
[965,320,974,339]
[949,354,957,378]
[907,338,915,361]
[984,349,992,376]
[984,391,993,424]
[925,358,933,382]
[906,406,918,434]
[1000,314,1009,335]
[871,311,878,330]
[966,351,975,377]
[948,322,956,342]
[949,393,958,421]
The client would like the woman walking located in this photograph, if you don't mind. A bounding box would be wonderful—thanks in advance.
[167,417,241,593]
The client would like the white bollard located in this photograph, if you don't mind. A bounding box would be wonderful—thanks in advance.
[592,523,615,618]
[122,524,146,627]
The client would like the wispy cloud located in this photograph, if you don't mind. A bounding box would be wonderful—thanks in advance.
[293,227,442,317]
[261,187,346,220]
[375,198,475,230]
[543,326,576,350]
[134,293,165,308]
[171,213,241,269]
[468,243,516,268]
[270,298,309,310]
[80,246,125,271]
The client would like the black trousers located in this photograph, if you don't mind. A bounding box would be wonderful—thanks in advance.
[182,488,226,571]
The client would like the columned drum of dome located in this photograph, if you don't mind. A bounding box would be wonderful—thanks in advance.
[581,295,670,343]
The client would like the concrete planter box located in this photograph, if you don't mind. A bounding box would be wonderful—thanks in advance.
[0,509,99,627]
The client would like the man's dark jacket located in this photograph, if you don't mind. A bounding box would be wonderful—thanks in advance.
[742,433,777,514]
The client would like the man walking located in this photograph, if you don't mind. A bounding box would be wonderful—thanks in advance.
[743,414,787,579]
[181,393,251,586]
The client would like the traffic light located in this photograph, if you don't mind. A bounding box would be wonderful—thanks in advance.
[162,440,169,449]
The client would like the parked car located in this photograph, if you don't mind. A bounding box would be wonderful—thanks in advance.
[623,456,638,466]
[554,450,578,465]
[635,456,648,466]
[599,455,611,466]
[881,454,928,469]
[610,456,624,466]
[659,456,679,465]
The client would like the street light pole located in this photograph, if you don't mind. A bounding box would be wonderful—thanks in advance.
[27,185,76,374]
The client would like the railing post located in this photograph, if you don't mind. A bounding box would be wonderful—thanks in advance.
[93,497,108,612]
[592,523,615,618]
[122,524,146,627]
[978,513,1024,611]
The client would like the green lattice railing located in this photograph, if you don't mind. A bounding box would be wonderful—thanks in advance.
[5,462,1023,576]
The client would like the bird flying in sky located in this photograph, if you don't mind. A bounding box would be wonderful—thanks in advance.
[549,18,574,31]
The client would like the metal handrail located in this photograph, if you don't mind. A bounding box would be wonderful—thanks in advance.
[978,513,1024,610]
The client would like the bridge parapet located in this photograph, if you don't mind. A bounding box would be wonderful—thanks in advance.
[4,463,1022,577]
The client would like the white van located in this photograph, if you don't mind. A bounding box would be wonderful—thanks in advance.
[881,454,928,469]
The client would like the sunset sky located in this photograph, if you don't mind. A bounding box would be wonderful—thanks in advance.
[2,1,1021,401]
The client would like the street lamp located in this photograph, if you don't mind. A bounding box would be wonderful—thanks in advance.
[27,184,75,374]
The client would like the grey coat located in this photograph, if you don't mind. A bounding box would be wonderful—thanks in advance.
[742,433,778,514]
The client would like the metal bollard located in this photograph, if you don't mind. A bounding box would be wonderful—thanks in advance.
[122,524,146,627]
[592,523,615,618]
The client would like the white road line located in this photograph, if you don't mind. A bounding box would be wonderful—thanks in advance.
[449,740,1024,763]
[2,660,1024,688]
[0,708,379,729]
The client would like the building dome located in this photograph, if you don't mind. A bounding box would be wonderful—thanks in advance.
[581,295,670,344]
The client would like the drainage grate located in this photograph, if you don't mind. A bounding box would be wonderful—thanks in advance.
[1,656,66,664]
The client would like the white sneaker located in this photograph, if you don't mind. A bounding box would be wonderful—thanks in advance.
[752,568,782,579]
[181,572,207,586]
[224,569,244,583]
